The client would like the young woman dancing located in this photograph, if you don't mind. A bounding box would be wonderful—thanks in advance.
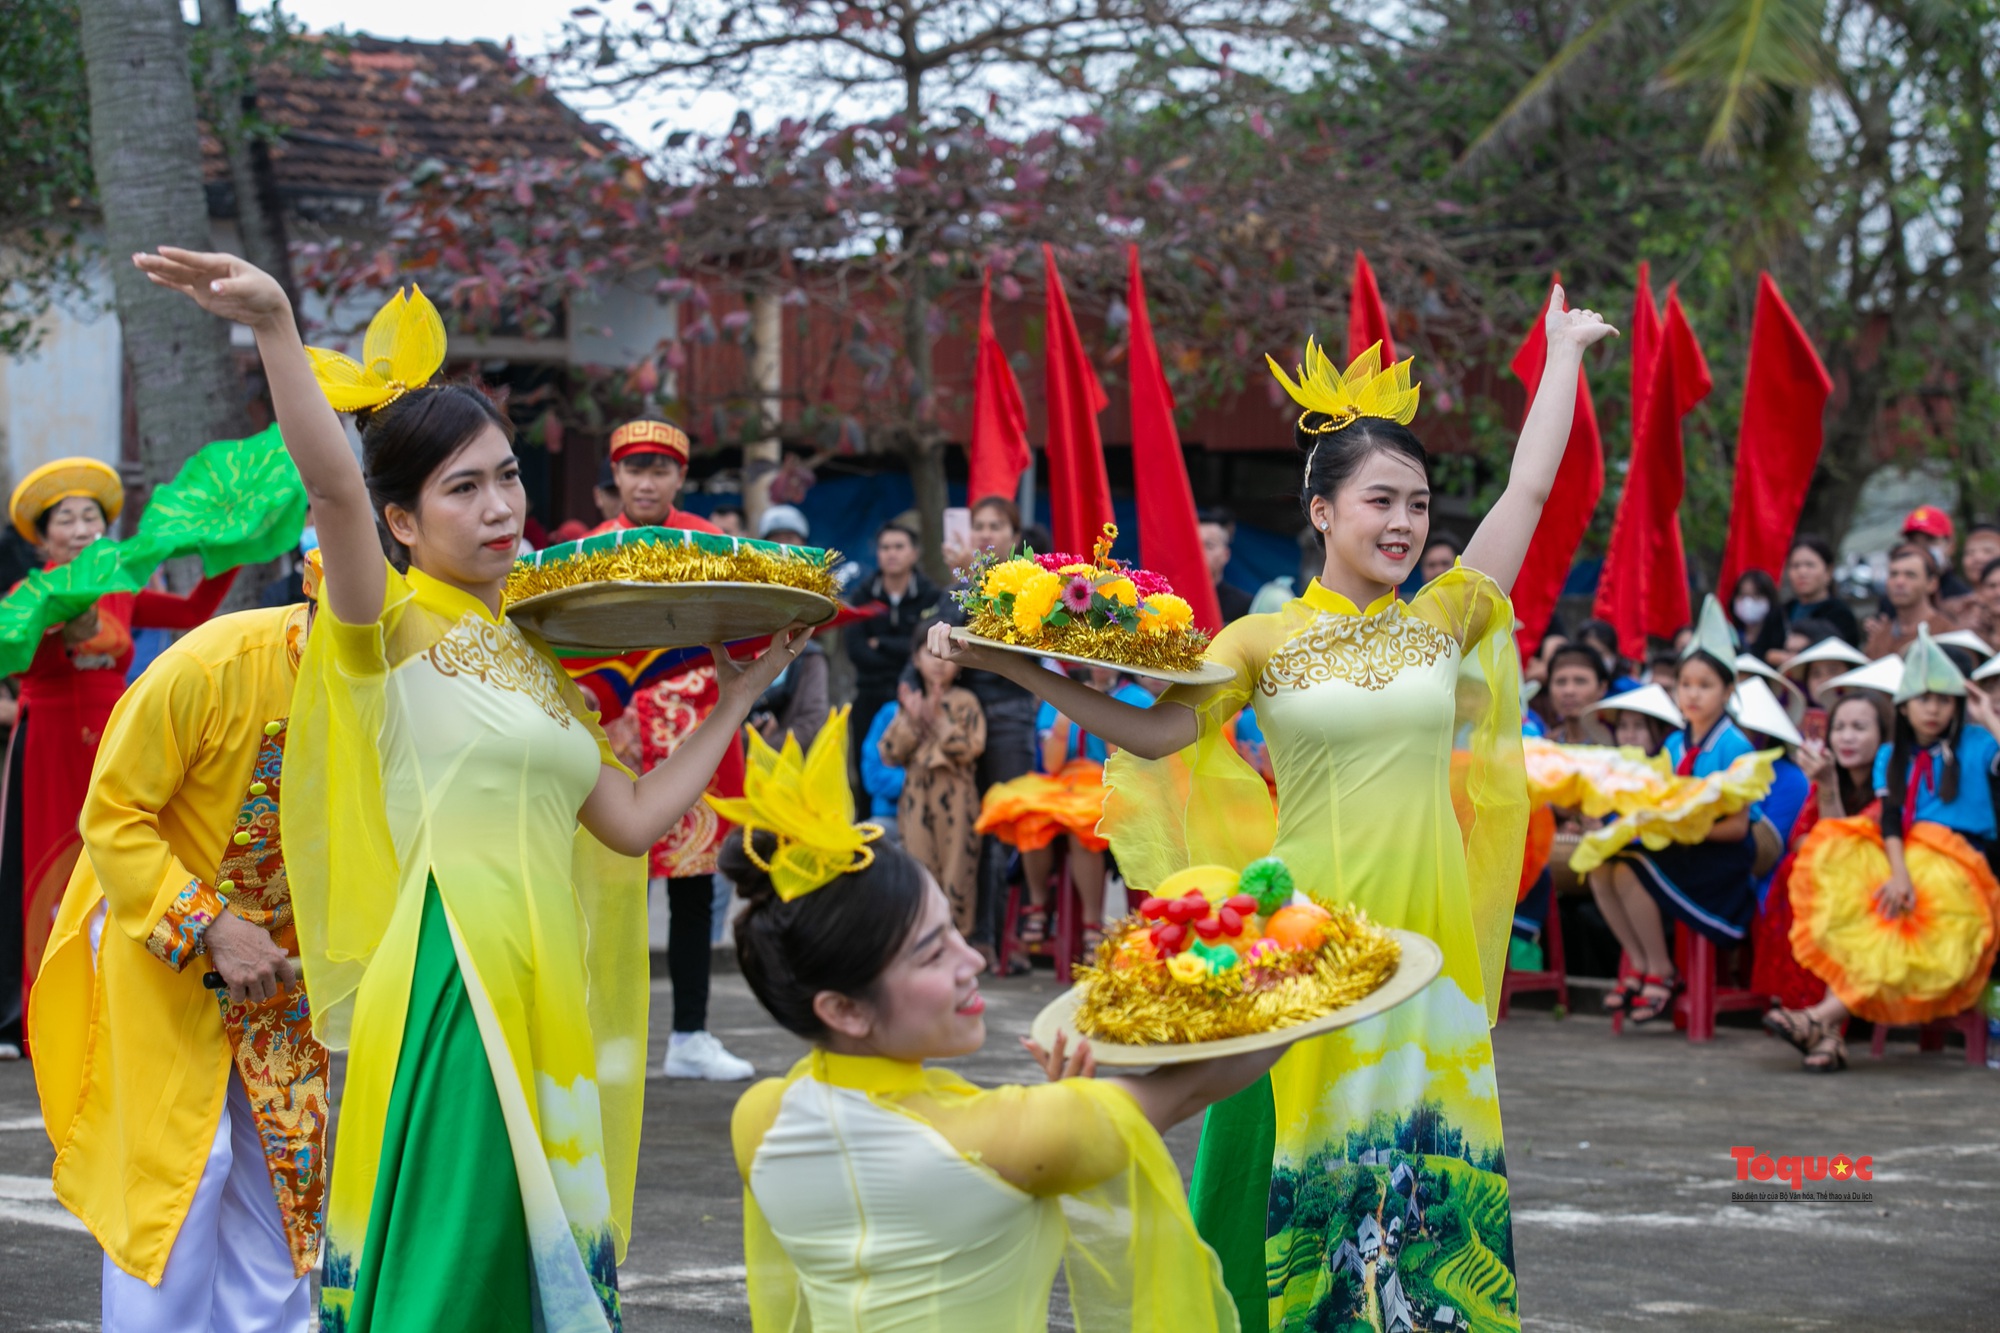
[934,291,1616,1332]
[137,247,807,1333]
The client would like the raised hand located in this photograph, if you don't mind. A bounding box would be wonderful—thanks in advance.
[1023,1030,1096,1082]
[134,247,290,329]
[710,625,811,717]
[1965,681,1999,735]
[1545,282,1619,356]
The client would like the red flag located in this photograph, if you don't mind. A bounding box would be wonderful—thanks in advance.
[1347,249,1395,364]
[1125,245,1224,633]
[1593,264,1665,649]
[1042,244,1114,557]
[967,269,1030,504]
[1596,286,1712,659]
[1509,276,1604,654]
[1717,274,1833,593]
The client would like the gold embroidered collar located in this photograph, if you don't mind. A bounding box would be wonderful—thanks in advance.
[1302,579,1399,618]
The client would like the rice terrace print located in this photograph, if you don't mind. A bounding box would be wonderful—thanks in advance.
[1268,1103,1514,1333]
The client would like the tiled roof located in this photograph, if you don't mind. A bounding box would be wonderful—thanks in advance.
[203,34,610,206]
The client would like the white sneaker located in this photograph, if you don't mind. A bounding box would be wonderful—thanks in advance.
[663,1030,755,1081]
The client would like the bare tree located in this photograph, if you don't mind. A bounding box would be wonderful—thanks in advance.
[553,0,1337,576]
[77,0,243,485]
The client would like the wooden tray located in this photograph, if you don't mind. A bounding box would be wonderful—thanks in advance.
[508,581,838,654]
[1028,929,1443,1066]
[949,627,1233,687]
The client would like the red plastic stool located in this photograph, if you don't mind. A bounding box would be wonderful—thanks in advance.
[1498,897,1568,1019]
[999,862,1086,983]
[1867,1008,1990,1066]
[1610,926,1764,1041]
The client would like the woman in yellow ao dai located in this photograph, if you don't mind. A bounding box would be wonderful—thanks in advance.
[137,246,809,1333]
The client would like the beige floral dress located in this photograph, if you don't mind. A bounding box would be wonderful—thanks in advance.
[880,688,987,934]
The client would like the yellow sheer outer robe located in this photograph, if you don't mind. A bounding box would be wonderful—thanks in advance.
[33,605,320,1283]
[284,561,648,1330]
[732,1049,1238,1332]
[1104,570,1527,1332]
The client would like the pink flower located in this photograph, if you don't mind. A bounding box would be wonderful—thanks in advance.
[1037,551,1087,572]
[1129,568,1173,597]
[1061,574,1095,614]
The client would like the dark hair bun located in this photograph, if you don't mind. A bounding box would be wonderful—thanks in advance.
[726,828,927,1041]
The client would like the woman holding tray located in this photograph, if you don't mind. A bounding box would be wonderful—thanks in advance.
[935,289,1615,1333]
[719,709,1279,1332]
[136,247,808,1333]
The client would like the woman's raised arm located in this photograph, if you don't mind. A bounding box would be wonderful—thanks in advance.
[1460,284,1619,594]
[926,622,1199,760]
[133,248,385,626]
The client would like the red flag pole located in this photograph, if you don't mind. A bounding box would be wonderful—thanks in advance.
[1347,250,1396,364]
[1510,275,1604,654]
[967,268,1031,505]
[1594,262,1667,658]
[1125,245,1224,632]
[1041,245,1114,557]
[1717,273,1833,593]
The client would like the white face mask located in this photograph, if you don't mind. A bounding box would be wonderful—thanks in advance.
[1734,595,1770,626]
[1931,543,1952,571]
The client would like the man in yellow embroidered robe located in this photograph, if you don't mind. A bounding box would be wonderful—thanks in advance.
[31,602,326,1332]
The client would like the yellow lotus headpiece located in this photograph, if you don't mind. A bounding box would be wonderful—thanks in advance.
[304,286,448,414]
[1266,337,1421,435]
[706,707,883,901]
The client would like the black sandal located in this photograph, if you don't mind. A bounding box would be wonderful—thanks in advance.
[1601,976,1644,1014]
[1018,908,1050,946]
[1803,1025,1848,1073]
[1626,974,1682,1025]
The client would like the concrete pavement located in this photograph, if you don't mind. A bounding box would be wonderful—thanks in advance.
[3,971,1996,1330]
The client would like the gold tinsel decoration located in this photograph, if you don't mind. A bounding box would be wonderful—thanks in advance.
[1071,905,1403,1045]
[506,538,840,606]
[963,608,1212,676]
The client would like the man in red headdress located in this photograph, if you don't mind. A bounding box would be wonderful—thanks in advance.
[589,419,753,1081]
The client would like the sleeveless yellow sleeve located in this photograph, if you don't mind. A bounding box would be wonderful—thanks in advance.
[1100,612,1292,890]
[1411,565,1529,1024]
[733,1077,812,1332]
[530,624,651,1256]
[906,1073,1239,1332]
[286,557,416,1048]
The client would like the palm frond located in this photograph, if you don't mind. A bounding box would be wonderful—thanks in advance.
[1450,0,1651,180]
[1655,0,1831,161]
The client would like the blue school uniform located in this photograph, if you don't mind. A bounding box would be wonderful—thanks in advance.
[1752,757,1810,909]
[1870,725,2000,841]
[1619,716,1761,944]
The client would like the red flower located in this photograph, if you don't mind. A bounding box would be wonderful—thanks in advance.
[1129,568,1172,597]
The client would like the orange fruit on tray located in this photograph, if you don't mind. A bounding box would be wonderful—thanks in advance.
[1262,903,1332,952]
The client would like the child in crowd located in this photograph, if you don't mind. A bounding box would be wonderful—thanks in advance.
[879,619,986,937]
[859,668,912,842]
[1589,600,1762,1024]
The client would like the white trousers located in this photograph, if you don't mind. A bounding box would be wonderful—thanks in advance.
[102,1072,311,1333]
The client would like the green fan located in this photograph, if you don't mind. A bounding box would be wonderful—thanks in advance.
[0,426,307,676]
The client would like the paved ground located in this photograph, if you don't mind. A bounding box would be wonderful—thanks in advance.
[4,968,1997,1331]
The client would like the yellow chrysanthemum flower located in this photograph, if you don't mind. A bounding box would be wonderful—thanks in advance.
[1097,576,1139,607]
[1058,562,1096,576]
[1138,593,1194,635]
[1011,570,1063,637]
[982,558,1042,598]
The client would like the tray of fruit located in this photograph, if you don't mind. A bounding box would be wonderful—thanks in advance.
[1029,857,1441,1065]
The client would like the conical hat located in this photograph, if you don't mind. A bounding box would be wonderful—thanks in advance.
[1681,595,1739,675]
[1822,656,1902,697]
[1734,654,1808,722]
[1782,637,1869,678]
[1586,682,1685,729]
[1894,624,1967,704]
[1729,676,1803,748]
[1934,629,1994,659]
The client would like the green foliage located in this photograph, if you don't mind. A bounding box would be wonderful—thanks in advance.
[0,0,93,354]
